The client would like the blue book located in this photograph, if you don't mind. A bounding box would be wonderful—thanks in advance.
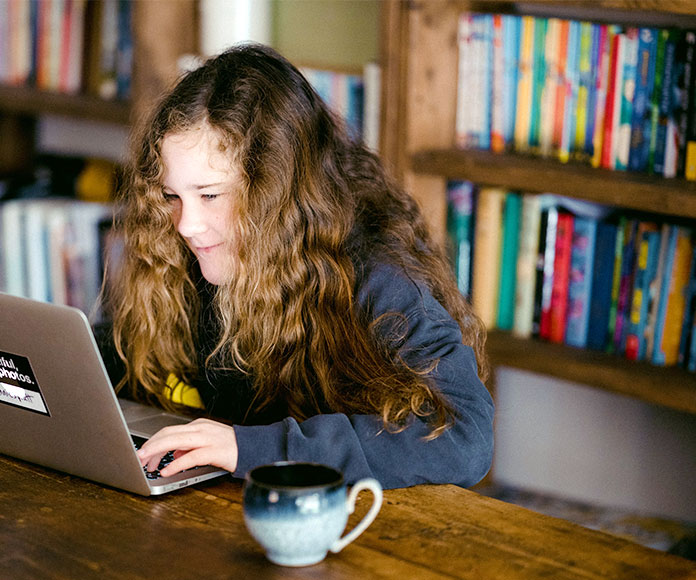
[678,247,696,367]
[624,227,661,361]
[502,14,521,149]
[628,28,659,172]
[652,30,678,176]
[586,221,619,350]
[585,23,603,157]
[471,13,494,149]
[560,19,581,162]
[565,216,598,348]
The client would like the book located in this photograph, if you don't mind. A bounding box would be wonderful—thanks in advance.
[548,210,574,343]
[652,225,694,365]
[678,247,696,367]
[601,30,626,169]
[470,12,494,149]
[502,14,521,151]
[565,215,598,348]
[591,24,620,167]
[611,218,640,354]
[685,30,696,179]
[514,15,536,152]
[497,192,521,330]
[446,180,475,299]
[529,16,548,152]
[538,205,559,339]
[552,19,570,156]
[573,20,594,161]
[472,187,506,329]
[586,220,619,350]
[513,193,543,338]
[624,225,661,361]
[455,12,474,148]
[616,27,639,171]
[539,17,560,157]
[652,29,678,176]
[628,28,659,172]
[559,19,580,163]
[491,14,506,153]
[663,29,688,178]
[674,30,695,177]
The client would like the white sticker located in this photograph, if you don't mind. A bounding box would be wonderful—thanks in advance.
[0,351,50,416]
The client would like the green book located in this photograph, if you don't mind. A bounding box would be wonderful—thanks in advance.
[497,192,522,330]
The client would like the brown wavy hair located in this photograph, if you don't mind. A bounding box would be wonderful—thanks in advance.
[107,43,488,438]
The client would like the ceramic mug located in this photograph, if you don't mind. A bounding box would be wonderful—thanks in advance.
[242,461,383,567]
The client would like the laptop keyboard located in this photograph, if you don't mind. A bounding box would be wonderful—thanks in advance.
[131,435,175,480]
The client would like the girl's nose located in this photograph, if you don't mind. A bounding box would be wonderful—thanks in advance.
[176,200,208,238]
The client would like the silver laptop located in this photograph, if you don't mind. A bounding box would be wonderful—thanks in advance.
[0,292,228,495]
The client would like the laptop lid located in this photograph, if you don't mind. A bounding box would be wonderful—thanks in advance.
[0,292,227,495]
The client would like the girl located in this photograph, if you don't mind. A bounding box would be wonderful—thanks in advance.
[102,43,494,490]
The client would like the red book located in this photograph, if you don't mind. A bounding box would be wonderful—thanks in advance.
[600,33,622,169]
[549,211,574,343]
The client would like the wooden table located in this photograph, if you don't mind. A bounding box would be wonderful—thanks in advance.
[1,454,694,580]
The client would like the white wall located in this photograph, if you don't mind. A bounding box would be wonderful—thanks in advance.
[493,367,696,521]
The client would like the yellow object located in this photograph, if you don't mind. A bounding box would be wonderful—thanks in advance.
[75,159,117,202]
[165,373,205,409]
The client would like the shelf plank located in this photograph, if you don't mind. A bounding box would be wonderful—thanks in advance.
[411,149,696,219]
[0,85,131,125]
[486,330,696,415]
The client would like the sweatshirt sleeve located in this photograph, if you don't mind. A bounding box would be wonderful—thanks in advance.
[233,262,494,490]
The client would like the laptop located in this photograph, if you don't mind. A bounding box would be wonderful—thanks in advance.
[0,292,228,495]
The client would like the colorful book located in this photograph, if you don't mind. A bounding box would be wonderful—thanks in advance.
[651,29,678,176]
[678,248,696,366]
[552,19,570,155]
[573,20,594,161]
[472,187,506,329]
[601,30,626,170]
[624,225,662,361]
[685,29,696,179]
[652,225,694,365]
[529,16,548,153]
[663,29,689,178]
[446,180,476,299]
[502,14,521,151]
[514,15,536,152]
[539,17,561,157]
[628,28,659,172]
[513,194,543,338]
[586,221,619,351]
[497,192,522,330]
[584,22,603,156]
[455,12,474,148]
[616,27,639,171]
[548,211,574,343]
[612,218,640,354]
[591,24,620,167]
[565,216,598,348]
[538,205,559,339]
[559,19,580,163]
[674,30,695,177]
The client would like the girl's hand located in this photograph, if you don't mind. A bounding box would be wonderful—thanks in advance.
[136,418,238,477]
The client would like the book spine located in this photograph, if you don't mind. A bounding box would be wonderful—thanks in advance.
[624,227,661,361]
[513,194,542,338]
[678,246,696,366]
[565,216,598,348]
[539,17,560,158]
[539,206,559,340]
[446,180,476,299]
[652,30,678,176]
[616,27,639,171]
[548,211,574,343]
[586,221,619,351]
[685,29,696,179]
[529,16,547,153]
[585,22,603,157]
[491,14,506,153]
[552,19,570,155]
[472,187,506,328]
[591,24,618,167]
[455,12,473,148]
[663,29,686,178]
[514,15,535,152]
[612,218,639,354]
[628,28,658,172]
[602,31,626,169]
[573,21,594,161]
[559,19,580,163]
[497,192,522,330]
[653,226,694,365]
[502,15,521,150]
[676,30,695,177]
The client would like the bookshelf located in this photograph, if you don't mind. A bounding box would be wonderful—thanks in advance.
[0,0,198,172]
[380,0,696,415]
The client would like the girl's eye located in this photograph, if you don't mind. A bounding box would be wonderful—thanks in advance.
[163,192,179,203]
[202,193,221,201]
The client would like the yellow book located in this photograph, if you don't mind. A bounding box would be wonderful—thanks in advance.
[514,15,535,152]
[472,187,506,329]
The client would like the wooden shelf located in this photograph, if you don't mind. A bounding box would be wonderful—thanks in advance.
[487,330,696,415]
[0,84,131,125]
[411,149,696,219]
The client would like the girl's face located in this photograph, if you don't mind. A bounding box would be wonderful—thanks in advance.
[161,127,241,285]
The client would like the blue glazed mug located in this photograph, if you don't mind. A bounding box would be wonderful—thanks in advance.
[243,462,383,567]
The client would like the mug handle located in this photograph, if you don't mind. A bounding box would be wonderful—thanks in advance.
[330,477,383,554]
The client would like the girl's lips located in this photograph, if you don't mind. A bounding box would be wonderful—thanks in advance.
[194,243,222,254]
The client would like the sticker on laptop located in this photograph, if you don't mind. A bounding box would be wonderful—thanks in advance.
[0,350,50,416]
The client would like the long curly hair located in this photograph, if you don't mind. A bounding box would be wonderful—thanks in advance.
[107,43,488,438]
